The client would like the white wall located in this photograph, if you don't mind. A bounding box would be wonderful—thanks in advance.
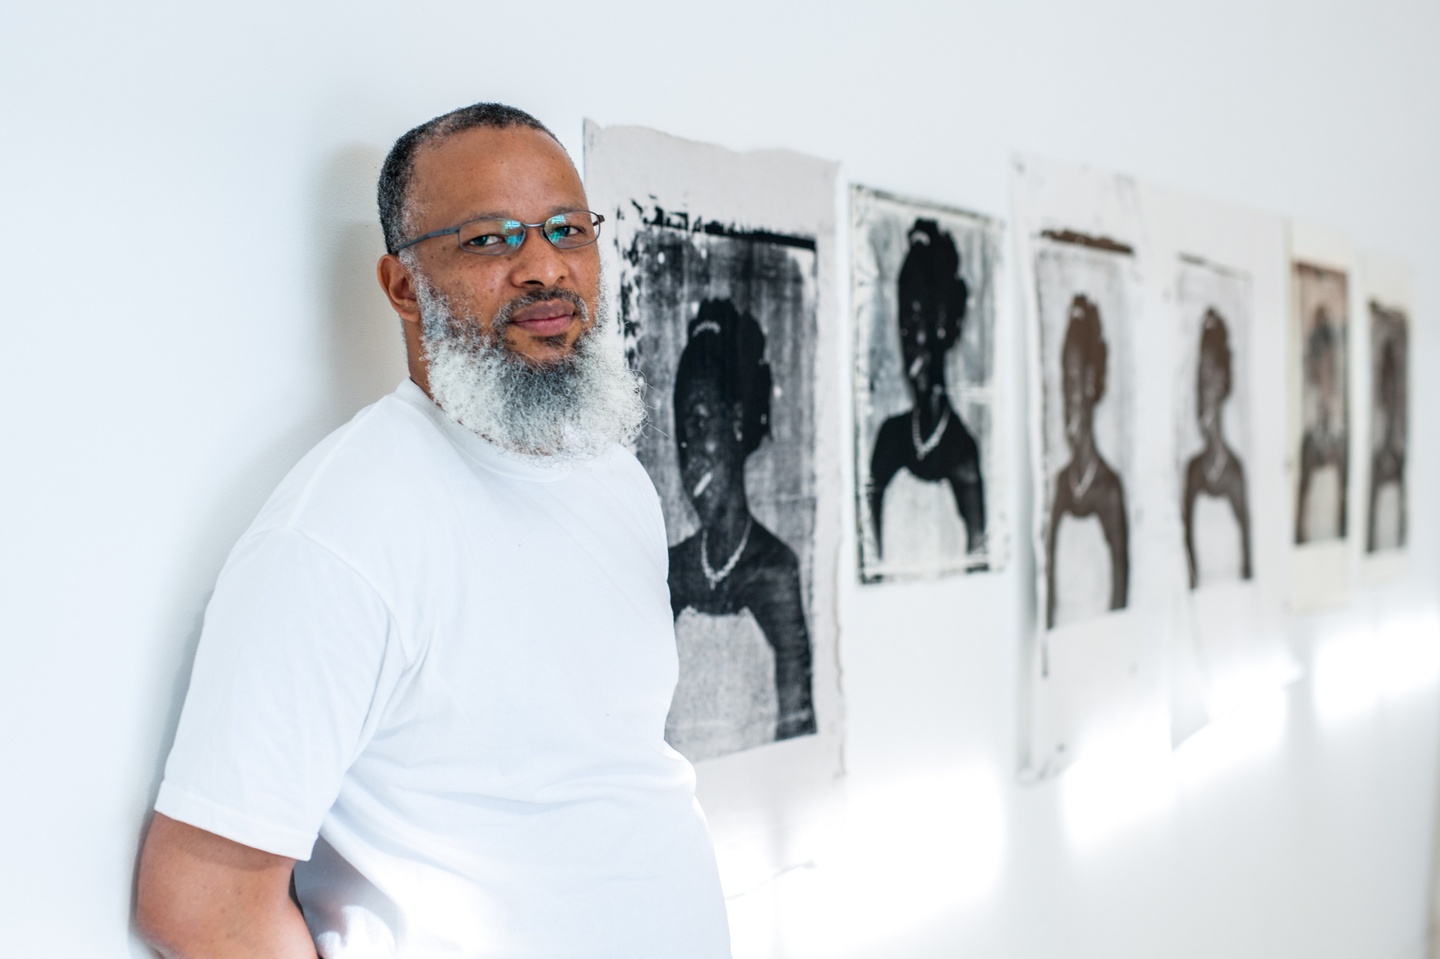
[3,2,1438,956]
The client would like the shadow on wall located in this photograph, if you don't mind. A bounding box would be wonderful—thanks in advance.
[129,143,407,936]
[317,144,410,418]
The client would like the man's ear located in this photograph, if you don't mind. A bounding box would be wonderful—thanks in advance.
[381,253,435,398]
[377,253,422,326]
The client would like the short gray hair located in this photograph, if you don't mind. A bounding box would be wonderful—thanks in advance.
[377,102,559,255]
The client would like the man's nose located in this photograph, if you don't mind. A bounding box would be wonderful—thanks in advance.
[505,229,571,288]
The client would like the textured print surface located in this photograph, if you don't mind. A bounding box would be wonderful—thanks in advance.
[614,205,820,762]
[1292,262,1349,545]
[851,187,1006,583]
[1034,235,1135,630]
[1174,258,1255,590]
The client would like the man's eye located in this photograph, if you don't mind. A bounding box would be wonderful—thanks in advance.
[464,233,505,248]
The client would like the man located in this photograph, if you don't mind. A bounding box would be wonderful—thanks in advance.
[136,103,732,959]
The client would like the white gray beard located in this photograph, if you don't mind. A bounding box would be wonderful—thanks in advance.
[415,276,645,461]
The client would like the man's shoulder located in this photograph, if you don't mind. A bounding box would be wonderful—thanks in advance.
[246,385,459,545]
[594,442,660,494]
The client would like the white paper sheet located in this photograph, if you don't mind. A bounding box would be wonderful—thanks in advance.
[1145,185,1299,743]
[1011,155,1170,779]
[584,121,843,893]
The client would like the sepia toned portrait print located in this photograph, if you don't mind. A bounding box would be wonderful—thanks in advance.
[1175,258,1254,590]
[616,206,818,762]
[1367,300,1408,552]
[1035,233,1133,630]
[852,188,1003,582]
[1293,263,1349,545]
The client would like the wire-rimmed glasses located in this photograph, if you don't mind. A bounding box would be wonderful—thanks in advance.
[394,210,605,256]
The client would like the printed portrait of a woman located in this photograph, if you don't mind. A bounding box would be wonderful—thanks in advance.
[1045,293,1129,629]
[666,299,817,757]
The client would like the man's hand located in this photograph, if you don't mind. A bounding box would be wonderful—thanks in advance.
[136,812,319,959]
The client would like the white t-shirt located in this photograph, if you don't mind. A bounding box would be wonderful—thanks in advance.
[156,380,731,959]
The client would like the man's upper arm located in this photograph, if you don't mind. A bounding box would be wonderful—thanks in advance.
[155,526,404,859]
[136,813,317,959]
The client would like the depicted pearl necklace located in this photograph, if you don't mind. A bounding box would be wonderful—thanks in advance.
[701,516,753,589]
[911,404,951,460]
[1070,454,1099,501]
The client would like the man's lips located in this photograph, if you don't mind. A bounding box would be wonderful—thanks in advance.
[510,300,578,337]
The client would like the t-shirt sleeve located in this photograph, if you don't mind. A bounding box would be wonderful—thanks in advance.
[155,526,406,860]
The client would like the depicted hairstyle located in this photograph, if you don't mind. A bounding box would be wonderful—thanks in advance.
[1061,293,1108,402]
[673,299,773,456]
[897,219,968,344]
[377,102,559,255]
[1198,308,1233,400]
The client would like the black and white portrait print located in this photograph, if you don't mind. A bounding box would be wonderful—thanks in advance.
[1034,233,1135,630]
[616,206,818,762]
[851,187,1004,582]
[1174,258,1254,590]
[1367,300,1408,553]
[1293,263,1349,545]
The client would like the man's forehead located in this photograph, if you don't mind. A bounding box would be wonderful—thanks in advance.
[410,126,585,219]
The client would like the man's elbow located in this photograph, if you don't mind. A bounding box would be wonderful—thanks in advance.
[135,828,203,958]
[135,872,192,959]
[134,814,312,959]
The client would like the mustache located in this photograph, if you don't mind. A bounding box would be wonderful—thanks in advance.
[491,287,590,333]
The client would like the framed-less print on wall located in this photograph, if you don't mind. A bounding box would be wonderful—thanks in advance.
[585,120,843,894]
[850,186,1007,583]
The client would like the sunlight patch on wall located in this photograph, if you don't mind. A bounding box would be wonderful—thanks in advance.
[1312,625,1382,725]
[1376,612,1440,700]
[728,765,1006,958]
[1175,689,1288,791]
[1060,731,1176,850]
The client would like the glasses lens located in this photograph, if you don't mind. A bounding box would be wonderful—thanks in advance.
[456,219,525,255]
[544,212,601,249]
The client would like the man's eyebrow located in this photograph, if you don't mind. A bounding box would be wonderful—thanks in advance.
[455,205,591,223]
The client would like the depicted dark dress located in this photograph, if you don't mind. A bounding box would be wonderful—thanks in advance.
[868,398,986,561]
[668,520,817,749]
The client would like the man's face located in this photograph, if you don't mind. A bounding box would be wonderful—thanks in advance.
[403,126,599,366]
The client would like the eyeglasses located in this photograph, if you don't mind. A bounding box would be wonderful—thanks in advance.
[394,210,605,256]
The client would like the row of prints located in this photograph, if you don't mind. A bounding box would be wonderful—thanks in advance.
[582,124,1413,884]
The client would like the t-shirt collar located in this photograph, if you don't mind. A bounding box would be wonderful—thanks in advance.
[393,378,579,482]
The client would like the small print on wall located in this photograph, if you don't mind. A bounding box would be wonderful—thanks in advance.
[1012,156,1165,780]
[851,186,1007,583]
[1366,298,1408,554]
[1148,187,1296,747]
[1292,262,1349,546]
[1174,257,1255,591]
[1034,231,1135,631]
